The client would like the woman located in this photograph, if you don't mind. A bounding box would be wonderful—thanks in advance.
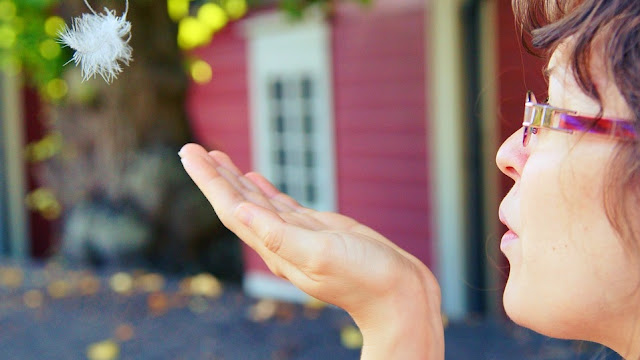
[179,0,640,358]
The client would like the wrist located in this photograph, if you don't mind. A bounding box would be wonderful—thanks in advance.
[353,266,444,360]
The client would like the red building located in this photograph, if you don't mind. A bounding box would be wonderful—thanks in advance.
[187,0,435,305]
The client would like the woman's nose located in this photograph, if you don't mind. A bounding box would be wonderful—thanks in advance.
[496,128,529,182]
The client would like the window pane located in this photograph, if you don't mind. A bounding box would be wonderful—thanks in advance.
[304,150,314,168]
[272,79,283,100]
[306,184,316,203]
[301,76,312,99]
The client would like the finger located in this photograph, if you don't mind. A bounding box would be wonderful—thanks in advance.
[245,172,302,210]
[208,150,243,176]
[179,143,210,159]
[180,153,243,219]
[235,202,329,269]
[207,150,300,213]
[181,148,310,283]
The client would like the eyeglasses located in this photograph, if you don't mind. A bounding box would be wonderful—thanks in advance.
[522,91,637,147]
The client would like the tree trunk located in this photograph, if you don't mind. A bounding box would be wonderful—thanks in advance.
[40,0,242,278]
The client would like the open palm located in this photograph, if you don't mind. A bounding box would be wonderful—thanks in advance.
[178,143,439,322]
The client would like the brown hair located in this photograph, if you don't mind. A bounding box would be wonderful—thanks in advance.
[512,0,640,252]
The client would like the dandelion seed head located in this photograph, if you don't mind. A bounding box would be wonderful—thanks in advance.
[58,4,132,84]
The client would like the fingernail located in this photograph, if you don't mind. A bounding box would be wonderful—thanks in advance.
[178,147,186,158]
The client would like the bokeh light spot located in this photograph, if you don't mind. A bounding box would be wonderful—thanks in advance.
[0,26,16,49]
[0,1,16,21]
[45,78,68,100]
[25,187,62,220]
[39,39,61,60]
[178,16,212,50]
[44,16,66,37]
[167,0,190,22]
[224,0,247,20]
[0,56,22,75]
[198,3,228,32]
[190,59,212,84]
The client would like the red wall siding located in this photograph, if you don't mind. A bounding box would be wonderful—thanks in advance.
[186,26,266,273]
[188,26,251,170]
[332,6,431,267]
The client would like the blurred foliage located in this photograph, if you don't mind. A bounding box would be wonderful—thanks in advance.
[1,0,369,96]
[0,0,70,101]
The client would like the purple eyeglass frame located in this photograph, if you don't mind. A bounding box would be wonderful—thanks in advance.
[522,91,637,147]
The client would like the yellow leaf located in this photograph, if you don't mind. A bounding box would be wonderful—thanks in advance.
[340,325,363,350]
[109,272,133,294]
[23,290,44,308]
[189,273,222,298]
[86,340,120,360]
[0,267,23,288]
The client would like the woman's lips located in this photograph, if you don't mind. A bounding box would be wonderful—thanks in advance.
[500,229,519,251]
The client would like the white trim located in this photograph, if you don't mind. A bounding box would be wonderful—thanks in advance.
[427,0,468,320]
[0,72,28,258]
[245,11,337,212]
[243,271,310,303]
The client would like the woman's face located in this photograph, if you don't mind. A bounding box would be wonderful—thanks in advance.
[496,43,640,353]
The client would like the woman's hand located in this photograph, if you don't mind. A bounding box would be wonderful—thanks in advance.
[179,143,444,359]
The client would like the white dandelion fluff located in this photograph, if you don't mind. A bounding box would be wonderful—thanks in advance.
[58,0,133,83]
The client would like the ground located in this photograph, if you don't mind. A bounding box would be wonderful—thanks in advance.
[0,261,622,360]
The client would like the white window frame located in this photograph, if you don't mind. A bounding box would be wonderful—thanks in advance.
[244,11,337,212]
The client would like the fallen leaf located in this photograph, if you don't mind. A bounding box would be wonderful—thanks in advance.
[136,273,165,293]
[275,302,295,323]
[189,273,222,298]
[248,299,277,323]
[114,324,134,342]
[109,272,133,294]
[340,325,363,350]
[86,340,120,360]
[0,267,23,288]
[188,296,209,314]
[79,275,101,296]
[47,280,70,298]
[23,290,44,308]
[147,292,169,316]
